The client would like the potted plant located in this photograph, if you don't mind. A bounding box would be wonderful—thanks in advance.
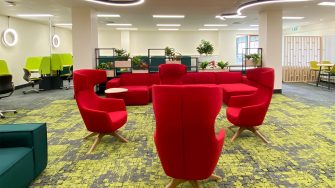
[199,61,209,70]
[114,48,130,61]
[245,54,260,67]
[196,40,214,56]
[165,46,182,63]
[217,61,229,69]
[97,62,114,77]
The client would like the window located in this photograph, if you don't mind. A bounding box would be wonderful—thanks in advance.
[236,35,259,64]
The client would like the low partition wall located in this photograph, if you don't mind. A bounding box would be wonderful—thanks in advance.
[282,66,317,83]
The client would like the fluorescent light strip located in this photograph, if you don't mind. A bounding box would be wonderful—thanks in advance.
[199,28,219,31]
[17,14,53,17]
[97,14,120,18]
[156,24,181,27]
[86,0,145,6]
[54,23,72,26]
[153,15,185,18]
[116,28,138,30]
[204,24,228,27]
[283,16,305,20]
[158,28,179,31]
[318,2,335,6]
[107,23,132,26]
[250,24,259,27]
[238,28,259,31]
[237,0,309,15]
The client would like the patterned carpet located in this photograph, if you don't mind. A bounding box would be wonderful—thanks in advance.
[0,94,334,187]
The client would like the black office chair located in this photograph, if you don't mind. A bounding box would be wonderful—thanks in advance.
[23,68,42,94]
[60,65,73,90]
[0,74,17,118]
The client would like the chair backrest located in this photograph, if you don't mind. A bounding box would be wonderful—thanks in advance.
[246,68,274,104]
[309,61,319,70]
[39,57,51,75]
[0,74,14,96]
[60,54,73,66]
[25,57,42,71]
[0,60,10,75]
[51,54,63,71]
[158,64,187,84]
[152,85,222,179]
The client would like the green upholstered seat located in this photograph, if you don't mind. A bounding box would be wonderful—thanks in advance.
[25,57,43,72]
[0,123,48,187]
[0,60,10,75]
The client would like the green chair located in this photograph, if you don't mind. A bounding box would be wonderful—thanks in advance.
[25,57,42,72]
[60,54,74,89]
[51,54,63,75]
[309,61,319,71]
[39,57,51,76]
[22,68,42,94]
[0,123,48,187]
[323,64,335,90]
[0,60,17,118]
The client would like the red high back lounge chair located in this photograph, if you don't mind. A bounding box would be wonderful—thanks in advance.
[226,68,275,143]
[152,85,225,187]
[159,64,187,84]
[73,69,128,153]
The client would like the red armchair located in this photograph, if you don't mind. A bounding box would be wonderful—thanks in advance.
[159,64,187,84]
[152,85,225,187]
[226,68,275,143]
[73,69,128,153]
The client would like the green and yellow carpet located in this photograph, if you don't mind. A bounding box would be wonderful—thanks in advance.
[0,94,334,187]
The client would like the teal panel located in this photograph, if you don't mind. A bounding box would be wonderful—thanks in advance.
[150,56,165,72]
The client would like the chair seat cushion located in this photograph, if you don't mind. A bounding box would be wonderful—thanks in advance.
[219,83,257,104]
[0,147,34,188]
[106,86,150,105]
[108,111,127,131]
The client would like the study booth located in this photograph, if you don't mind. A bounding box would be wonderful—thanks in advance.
[22,53,73,93]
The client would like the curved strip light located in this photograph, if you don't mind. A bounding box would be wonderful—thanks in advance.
[219,0,310,17]
[86,0,145,6]
[52,35,61,48]
[2,28,18,47]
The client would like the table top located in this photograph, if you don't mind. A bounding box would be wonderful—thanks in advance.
[29,69,40,73]
[105,88,128,94]
[317,63,334,67]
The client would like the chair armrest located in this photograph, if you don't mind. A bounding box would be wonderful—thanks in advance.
[106,78,121,88]
[96,97,126,112]
[0,123,48,177]
[228,93,258,107]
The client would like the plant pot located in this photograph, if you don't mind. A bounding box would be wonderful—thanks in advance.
[106,70,115,77]
[166,60,181,64]
[132,69,149,74]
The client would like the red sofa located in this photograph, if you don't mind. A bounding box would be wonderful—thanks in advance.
[106,71,259,105]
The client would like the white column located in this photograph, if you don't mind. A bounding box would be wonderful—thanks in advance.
[121,31,130,52]
[218,30,237,64]
[72,7,98,70]
[259,9,283,90]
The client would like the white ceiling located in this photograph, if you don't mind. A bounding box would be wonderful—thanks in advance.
[1,0,335,31]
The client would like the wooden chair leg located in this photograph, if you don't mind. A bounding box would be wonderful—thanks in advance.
[110,132,128,142]
[250,127,269,143]
[165,179,185,188]
[231,128,245,142]
[87,134,105,154]
[83,132,98,140]
[208,174,221,181]
[189,180,200,188]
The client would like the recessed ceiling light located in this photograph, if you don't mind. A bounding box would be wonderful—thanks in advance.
[318,2,335,6]
[204,24,228,27]
[223,15,246,19]
[158,28,179,31]
[17,14,54,17]
[86,0,145,6]
[282,16,305,20]
[106,23,132,26]
[116,28,138,30]
[54,23,73,26]
[250,24,259,27]
[153,15,185,18]
[156,24,181,27]
[97,14,120,18]
[199,28,219,31]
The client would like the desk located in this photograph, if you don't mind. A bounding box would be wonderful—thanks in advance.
[316,63,334,89]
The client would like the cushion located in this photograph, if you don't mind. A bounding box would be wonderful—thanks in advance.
[219,83,258,104]
[215,72,242,84]
[192,72,216,84]
[108,111,127,131]
[0,147,34,188]
[150,73,160,85]
[226,107,241,125]
[120,73,151,86]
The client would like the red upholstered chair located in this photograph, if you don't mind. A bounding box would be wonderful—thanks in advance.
[226,68,274,143]
[152,85,225,187]
[73,69,128,153]
[159,64,187,84]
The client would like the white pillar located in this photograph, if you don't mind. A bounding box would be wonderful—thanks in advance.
[72,7,98,70]
[121,31,130,52]
[259,9,283,91]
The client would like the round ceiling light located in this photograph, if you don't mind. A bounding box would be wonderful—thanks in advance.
[2,28,18,47]
[86,0,145,6]
[52,34,61,48]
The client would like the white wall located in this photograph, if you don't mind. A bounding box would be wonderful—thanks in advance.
[0,16,72,85]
